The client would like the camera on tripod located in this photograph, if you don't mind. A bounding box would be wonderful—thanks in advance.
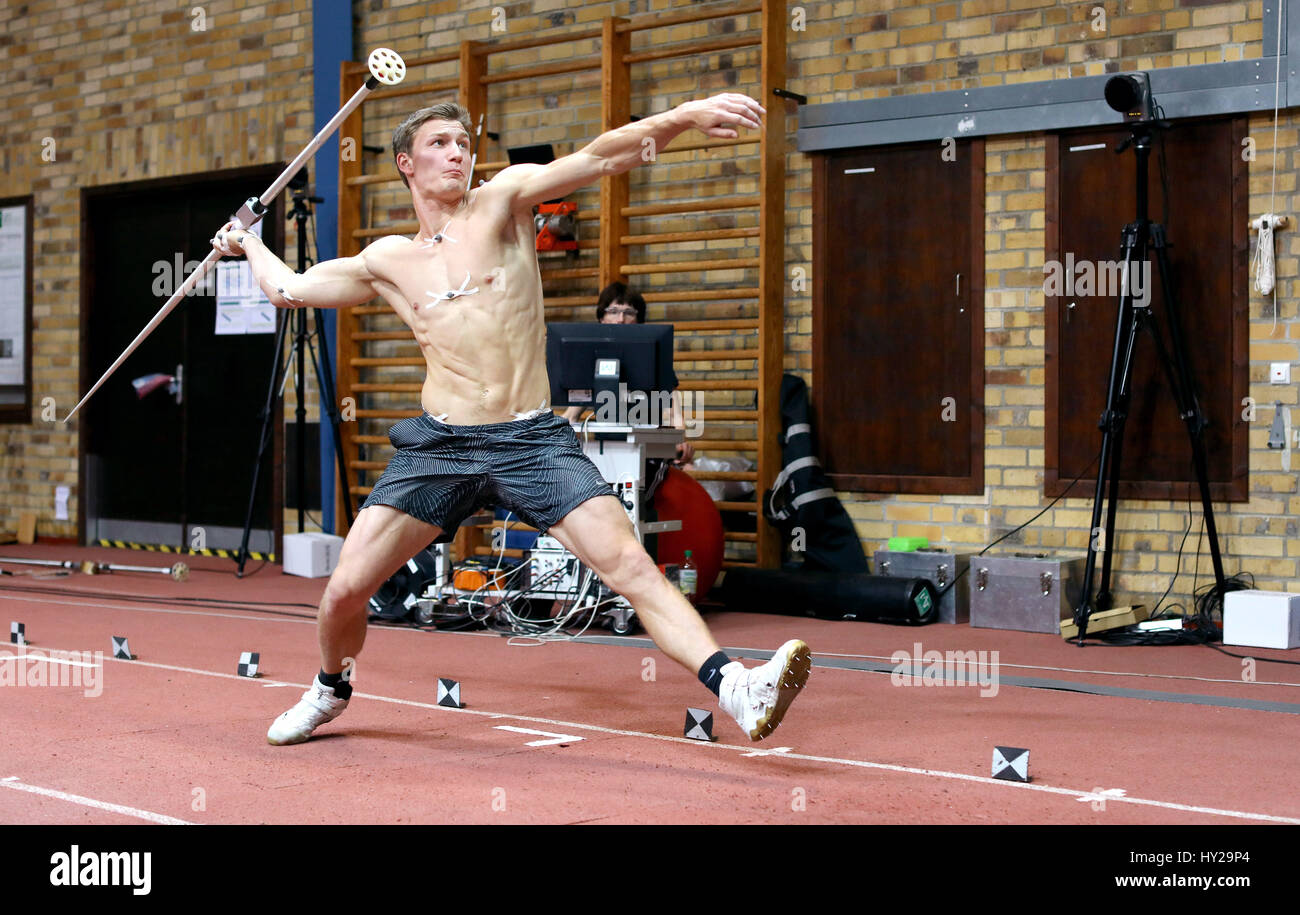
[1071,71,1240,640]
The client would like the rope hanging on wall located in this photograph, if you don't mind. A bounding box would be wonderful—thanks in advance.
[1250,213,1284,296]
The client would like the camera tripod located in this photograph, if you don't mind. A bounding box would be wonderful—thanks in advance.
[1072,120,1230,642]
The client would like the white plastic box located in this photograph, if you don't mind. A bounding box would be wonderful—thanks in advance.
[1223,590,1300,650]
[283,532,344,578]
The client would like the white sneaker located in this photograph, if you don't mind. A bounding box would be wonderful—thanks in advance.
[267,677,349,745]
[718,639,812,741]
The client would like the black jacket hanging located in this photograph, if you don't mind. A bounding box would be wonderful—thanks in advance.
[763,374,868,572]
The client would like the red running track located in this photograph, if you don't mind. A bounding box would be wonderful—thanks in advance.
[2,544,1299,825]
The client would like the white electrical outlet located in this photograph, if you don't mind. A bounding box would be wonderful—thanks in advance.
[1270,362,1291,384]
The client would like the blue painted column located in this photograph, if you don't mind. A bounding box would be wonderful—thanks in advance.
[313,0,351,532]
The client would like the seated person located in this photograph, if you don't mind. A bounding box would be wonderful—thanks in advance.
[562,282,695,466]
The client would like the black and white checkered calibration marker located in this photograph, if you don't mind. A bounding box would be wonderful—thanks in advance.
[237,652,260,678]
[10,622,24,645]
[684,708,715,741]
[992,746,1030,782]
[437,678,462,708]
[111,636,132,660]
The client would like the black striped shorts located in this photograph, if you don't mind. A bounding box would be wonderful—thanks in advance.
[360,411,616,542]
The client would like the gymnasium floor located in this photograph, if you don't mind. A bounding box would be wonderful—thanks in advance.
[2,543,1299,826]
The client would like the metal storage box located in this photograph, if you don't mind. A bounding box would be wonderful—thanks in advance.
[969,552,1087,634]
[873,548,971,624]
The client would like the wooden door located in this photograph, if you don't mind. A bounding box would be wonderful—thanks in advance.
[1045,119,1248,501]
[813,140,984,494]
[81,167,285,552]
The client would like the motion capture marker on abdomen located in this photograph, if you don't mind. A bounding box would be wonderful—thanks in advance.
[10,622,24,646]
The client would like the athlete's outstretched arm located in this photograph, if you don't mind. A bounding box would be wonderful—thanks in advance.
[489,93,765,210]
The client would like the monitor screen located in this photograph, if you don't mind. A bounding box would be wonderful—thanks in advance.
[507,144,564,205]
[546,323,678,422]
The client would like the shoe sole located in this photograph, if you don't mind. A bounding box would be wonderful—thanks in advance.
[267,731,310,746]
[750,639,812,741]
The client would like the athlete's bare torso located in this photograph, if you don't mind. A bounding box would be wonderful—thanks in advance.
[361,186,551,425]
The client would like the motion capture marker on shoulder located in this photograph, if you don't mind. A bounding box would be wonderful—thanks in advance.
[684,707,715,741]
[10,622,24,646]
[437,678,463,708]
[992,746,1030,782]
[237,651,261,678]
[366,48,406,87]
[112,637,133,661]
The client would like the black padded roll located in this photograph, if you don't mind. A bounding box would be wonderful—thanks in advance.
[720,569,938,625]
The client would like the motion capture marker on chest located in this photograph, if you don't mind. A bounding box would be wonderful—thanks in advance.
[422,271,480,309]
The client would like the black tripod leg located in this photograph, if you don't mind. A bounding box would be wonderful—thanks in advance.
[1097,388,1128,614]
[307,308,355,528]
[236,307,292,576]
[1099,295,1145,615]
[1077,224,1144,634]
[1146,233,1230,593]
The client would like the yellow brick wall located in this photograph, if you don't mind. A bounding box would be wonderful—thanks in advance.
[0,0,316,538]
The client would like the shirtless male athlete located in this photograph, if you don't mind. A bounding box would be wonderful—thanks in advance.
[211,92,811,746]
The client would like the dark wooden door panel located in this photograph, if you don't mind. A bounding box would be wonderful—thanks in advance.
[82,168,285,542]
[814,141,983,493]
[1046,118,1248,501]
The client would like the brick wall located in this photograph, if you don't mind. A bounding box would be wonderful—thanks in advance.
[0,0,315,539]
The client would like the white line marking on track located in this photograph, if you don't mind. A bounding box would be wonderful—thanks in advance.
[742,746,793,758]
[0,650,100,669]
[1,776,193,825]
[1076,787,1128,804]
[493,726,584,747]
[19,645,1300,825]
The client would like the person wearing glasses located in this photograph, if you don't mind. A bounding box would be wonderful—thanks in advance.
[563,282,695,466]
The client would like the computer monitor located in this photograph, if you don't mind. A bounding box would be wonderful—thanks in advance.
[546,323,678,425]
[507,144,563,205]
